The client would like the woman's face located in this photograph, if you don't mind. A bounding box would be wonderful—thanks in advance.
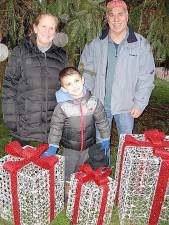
[33,15,57,47]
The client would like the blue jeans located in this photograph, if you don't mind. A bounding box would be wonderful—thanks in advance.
[96,111,134,142]
[114,113,134,136]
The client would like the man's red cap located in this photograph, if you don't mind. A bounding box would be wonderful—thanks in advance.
[107,0,127,10]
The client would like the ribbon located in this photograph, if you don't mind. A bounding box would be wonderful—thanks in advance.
[72,164,111,225]
[3,141,59,225]
[115,129,169,225]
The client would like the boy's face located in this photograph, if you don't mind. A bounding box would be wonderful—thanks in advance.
[61,73,84,98]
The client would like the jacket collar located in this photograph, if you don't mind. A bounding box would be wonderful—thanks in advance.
[56,87,91,104]
[71,90,91,105]
[100,24,137,43]
[24,34,61,55]
[127,25,137,43]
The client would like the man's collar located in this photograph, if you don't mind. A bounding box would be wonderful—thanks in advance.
[127,25,137,43]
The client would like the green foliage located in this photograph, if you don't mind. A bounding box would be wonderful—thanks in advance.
[1,0,169,66]
[3,0,41,48]
[51,210,72,224]
[147,14,169,61]
[0,92,11,156]
[47,0,70,17]
[67,2,106,65]
[151,78,169,105]
[129,3,143,31]
[47,0,106,65]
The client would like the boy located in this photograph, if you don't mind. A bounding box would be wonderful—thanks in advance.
[43,67,110,181]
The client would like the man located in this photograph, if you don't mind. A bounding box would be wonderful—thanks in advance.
[79,0,155,139]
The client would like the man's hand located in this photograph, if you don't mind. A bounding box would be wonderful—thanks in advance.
[131,108,142,118]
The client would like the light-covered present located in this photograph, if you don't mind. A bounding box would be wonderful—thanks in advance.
[0,141,64,225]
[115,130,169,225]
[66,164,116,225]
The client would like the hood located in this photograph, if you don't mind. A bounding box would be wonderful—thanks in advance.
[56,87,90,104]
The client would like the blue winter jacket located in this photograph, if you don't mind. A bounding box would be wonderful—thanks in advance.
[79,26,155,115]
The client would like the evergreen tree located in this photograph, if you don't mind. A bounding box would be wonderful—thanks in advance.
[0,0,169,66]
[145,0,169,63]
[47,0,106,65]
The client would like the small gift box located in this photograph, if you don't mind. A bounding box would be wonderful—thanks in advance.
[66,164,116,225]
[115,130,169,225]
[0,141,64,225]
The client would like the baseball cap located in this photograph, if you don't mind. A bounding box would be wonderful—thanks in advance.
[107,0,127,10]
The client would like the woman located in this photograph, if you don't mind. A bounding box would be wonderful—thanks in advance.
[2,13,68,145]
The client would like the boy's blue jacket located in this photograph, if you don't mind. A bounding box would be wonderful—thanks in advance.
[79,26,155,114]
[48,88,110,151]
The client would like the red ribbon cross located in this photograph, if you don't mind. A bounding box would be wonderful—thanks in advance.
[72,164,111,225]
[116,129,169,225]
[3,141,59,225]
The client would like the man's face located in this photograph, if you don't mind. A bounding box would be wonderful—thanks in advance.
[61,73,84,98]
[107,7,128,35]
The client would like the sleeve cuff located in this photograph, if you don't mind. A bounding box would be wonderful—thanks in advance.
[100,137,110,142]
[49,144,59,148]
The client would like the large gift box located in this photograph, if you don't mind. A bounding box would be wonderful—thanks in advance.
[115,130,169,225]
[0,141,64,225]
[66,164,117,225]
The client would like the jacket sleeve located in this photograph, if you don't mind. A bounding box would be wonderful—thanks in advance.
[2,46,22,131]
[93,98,110,139]
[79,41,96,92]
[133,39,155,112]
[48,105,66,145]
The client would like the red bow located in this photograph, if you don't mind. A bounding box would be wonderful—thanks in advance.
[72,164,111,225]
[3,141,59,225]
[116,129,169,225]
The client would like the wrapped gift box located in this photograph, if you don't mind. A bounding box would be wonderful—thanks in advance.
[66,164,117,225]
[115,130,169,225]
[0,141,64,225]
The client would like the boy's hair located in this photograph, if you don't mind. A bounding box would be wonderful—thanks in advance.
[59,67,82,83]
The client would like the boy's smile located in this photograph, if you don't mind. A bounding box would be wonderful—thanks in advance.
[61,73,84,98]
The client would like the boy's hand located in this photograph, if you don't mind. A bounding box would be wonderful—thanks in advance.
[41,145,58,157]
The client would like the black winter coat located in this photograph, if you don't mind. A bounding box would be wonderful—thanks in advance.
[2,36,68,142]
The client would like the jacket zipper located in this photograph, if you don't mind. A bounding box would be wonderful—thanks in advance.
[80,103,84,151]
[43,52,48,141]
